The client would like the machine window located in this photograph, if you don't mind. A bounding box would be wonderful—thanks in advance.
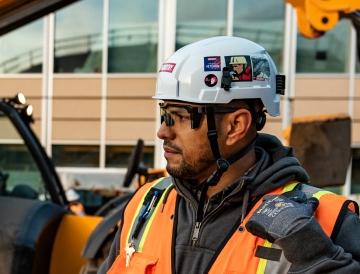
[0,113,45,199]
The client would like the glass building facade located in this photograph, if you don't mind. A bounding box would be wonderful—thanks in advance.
[0,19,43,73]
[54,0,103,73]
[0,0,359,195]
[233,0,285,71]
[176,0,227,49]
[108,0,158,72]
[296,20,351,73]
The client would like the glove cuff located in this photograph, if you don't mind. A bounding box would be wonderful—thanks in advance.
[275,217,338,268]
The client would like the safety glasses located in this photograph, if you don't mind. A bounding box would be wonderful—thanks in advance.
[160,103,202,129]
[160,108,175,127]
[159,102,241,129]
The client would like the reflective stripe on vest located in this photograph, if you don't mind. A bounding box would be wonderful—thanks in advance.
[255,182,298,274]
[107,177,176,274]
[108,180,354,274]
[125,178,173,252]
[254,183,357,274]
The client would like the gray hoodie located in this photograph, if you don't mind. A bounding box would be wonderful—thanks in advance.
[99,133,360,274]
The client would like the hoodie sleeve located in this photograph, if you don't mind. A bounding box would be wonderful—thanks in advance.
[97,227,121,274]
[276,210,360,273]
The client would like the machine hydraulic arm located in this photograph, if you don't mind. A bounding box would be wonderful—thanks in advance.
[288,0,360,38]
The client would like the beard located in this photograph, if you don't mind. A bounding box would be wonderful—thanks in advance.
[164,140,215,181]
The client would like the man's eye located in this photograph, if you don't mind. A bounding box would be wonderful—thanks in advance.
[174,113,189,121]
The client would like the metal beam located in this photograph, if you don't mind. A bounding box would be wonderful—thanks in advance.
[155,0,177,168]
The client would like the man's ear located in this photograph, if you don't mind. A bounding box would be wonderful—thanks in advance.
[225,109,253,146]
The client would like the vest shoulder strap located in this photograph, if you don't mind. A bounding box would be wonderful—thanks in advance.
[125,177,174,251]
[294,183,359,239]
[240,182,357,274]
[260,182,358,239]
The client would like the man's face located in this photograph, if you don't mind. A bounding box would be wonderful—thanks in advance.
[157,102,215,181]
[232,63,244,74]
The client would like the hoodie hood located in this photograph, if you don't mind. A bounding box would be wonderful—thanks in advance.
[248,133,309,197]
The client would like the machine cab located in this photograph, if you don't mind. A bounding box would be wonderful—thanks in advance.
[0,94,67,274]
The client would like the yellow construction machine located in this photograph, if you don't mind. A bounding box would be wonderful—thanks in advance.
[288,0,360,38]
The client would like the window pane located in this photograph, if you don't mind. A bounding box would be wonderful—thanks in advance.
[296,21,350,73]
[106,145,154,168]
[176,0,227,50]
[108,0,158,73]
[52,145,100,167]
[54,0,103,73]
[233,0,285,71]
[0,113,44,200]
[0,19,43,74]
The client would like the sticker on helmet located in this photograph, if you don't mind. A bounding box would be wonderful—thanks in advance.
[225,55,252,82]
[204,74,218,87]
[160,63,176,73]
[251,56,270,81]
[204,56,221,71]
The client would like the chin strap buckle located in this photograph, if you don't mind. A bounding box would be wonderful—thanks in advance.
[216,158,230,172]
[206,158,230,186]
[221,67,232,91]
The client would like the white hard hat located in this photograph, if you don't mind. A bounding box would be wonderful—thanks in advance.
[154,36,284,116]
[66,188,80,202]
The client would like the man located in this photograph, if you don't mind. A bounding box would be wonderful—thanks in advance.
[99,36,360,274]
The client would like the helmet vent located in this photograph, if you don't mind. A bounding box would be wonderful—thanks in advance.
[276,74,286,95]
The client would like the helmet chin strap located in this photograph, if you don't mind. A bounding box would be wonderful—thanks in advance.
[194,106,257,227]
[204,106,257,187]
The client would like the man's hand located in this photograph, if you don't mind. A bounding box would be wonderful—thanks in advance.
[245,190,319,242]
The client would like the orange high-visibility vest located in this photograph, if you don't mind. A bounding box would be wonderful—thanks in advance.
[107,178,357,274]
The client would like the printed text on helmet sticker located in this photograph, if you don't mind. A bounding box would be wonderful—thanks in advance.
[160,63,176,73]
[204,56,221,71]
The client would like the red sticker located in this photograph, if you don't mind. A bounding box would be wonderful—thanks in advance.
[160,63,176,73]
[204,74,218,87]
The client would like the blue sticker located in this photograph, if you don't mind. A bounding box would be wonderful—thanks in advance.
[204,56,221,71]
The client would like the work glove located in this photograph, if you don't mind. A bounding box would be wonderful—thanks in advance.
[245,190,319,243]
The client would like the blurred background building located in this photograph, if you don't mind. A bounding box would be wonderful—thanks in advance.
[0,0,359,193]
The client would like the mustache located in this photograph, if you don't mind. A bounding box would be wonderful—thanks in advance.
[163,140,182,153]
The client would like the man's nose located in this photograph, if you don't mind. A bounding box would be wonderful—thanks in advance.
[157,121,175,140]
